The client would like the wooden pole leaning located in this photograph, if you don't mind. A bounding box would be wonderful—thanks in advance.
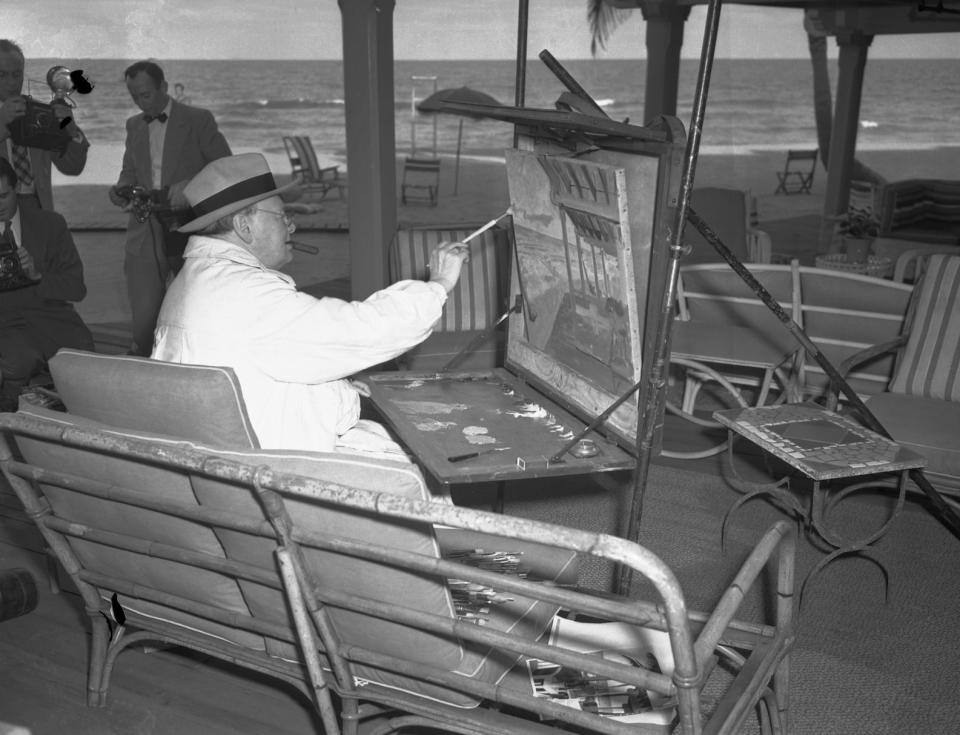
[617,0,725,596]
[685,206,960,541]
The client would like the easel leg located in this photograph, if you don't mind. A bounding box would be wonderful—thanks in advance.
[494,481,506,514]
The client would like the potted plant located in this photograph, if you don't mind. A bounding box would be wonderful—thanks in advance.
[837,210,879,263]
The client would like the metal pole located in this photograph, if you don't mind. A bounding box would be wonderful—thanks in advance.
[617,0,724,596]
[687,207,960,541]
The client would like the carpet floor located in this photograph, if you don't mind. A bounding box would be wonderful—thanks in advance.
[451,461,960,734]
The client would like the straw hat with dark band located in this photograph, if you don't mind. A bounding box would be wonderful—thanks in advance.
[177,153,297,233]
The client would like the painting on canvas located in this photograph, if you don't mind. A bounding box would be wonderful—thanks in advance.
[505,149,649,446]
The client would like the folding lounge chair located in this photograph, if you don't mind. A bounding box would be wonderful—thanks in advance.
[401,157,441,206]
[283,135,345,200]
[774,149,818,195]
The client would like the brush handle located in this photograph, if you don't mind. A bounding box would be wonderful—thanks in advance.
[461,210,511,245]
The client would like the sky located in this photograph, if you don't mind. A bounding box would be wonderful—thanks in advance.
[6,0,960,60]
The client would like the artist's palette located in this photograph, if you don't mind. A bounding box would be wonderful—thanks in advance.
[366,368,634,485]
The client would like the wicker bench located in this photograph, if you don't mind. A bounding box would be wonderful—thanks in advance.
[0,349,797,735]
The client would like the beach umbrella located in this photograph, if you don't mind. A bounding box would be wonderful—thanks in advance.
[417,87,503,195]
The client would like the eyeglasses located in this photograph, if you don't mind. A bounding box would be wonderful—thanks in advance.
[253,208,293,225]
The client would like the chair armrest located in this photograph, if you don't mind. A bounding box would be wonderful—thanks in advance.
[747,228,773,263]
[824,335,907,410]
[893,245,960,282]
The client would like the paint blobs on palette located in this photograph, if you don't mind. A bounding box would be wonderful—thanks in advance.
[415,419,456,432]
[394,400,470,415]
[463,425,497,445]
[507,402,549,420]
[506,401,575,440]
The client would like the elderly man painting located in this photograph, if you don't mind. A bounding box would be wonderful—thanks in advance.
[152,153,468,455]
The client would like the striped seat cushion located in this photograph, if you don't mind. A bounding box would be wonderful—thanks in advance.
[889,254,960,401]
[389,225,510,333]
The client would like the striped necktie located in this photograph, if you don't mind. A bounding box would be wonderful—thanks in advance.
[3,220,15,247]
[11,143,33,188]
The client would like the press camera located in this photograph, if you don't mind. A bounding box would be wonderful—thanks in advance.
[0,229,35,292]
[115,186,191,258]
[8,97,72,154]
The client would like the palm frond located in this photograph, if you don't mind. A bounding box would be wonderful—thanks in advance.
[588,0,634,56]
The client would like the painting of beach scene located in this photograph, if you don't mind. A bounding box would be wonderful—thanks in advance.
[505,148,656,447]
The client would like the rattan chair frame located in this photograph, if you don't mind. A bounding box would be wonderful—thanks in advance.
[0,412,796,735]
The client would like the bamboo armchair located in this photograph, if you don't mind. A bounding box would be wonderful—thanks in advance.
[0,401,796,733]
[826,253,960,502]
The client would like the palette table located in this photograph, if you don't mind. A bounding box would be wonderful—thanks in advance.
[713,403,925,601]
[365,369,635,508]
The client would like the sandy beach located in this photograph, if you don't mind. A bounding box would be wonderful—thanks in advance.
[58,144,959,334]
[54,144,960,229]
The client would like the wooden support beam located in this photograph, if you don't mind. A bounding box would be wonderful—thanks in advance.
[339,0,397,299]
[641,2,691,121]
[818,31,872,254]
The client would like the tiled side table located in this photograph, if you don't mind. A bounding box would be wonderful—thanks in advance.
[713,403,925,601]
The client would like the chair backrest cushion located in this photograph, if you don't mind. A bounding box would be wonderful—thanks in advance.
[49,349,260,449]
[13,404,265,650]
[389,224,510,333]
[11,402,573,709]
[888,254,960,401]
[684,188,750,264]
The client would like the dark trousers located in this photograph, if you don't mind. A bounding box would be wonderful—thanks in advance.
[0,318,93,410]
[123,217,184,356]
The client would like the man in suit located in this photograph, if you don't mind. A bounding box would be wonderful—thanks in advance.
[0,157,93,411]
[109,60,231,356]
[0,39,89,211]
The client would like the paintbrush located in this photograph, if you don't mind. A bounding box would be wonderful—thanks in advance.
[447,447,509,463]
[459,209,513,248]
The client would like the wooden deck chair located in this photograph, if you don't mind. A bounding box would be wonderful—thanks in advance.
[684,187,772,265]
[401,157,441,206]
[283,135,345,200]
[387,222,512,370]
[827,254,960,501]
[774,149,818,195]
[0,393,798,734]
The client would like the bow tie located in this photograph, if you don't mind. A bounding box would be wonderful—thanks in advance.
[144,112,168,124]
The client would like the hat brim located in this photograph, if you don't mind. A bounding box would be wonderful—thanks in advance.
[176,178,299,233]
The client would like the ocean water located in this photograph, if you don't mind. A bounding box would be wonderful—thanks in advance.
[25,57,960,184]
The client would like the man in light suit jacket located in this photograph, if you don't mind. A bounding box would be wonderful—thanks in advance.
[109,60,231,356]
[0,157,93,411]
[0,39,89,212]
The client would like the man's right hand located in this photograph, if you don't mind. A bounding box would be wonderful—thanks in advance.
[108,185,130,208]
[0,96,26,138]
[0,96,25,126]
[427,241,470,294]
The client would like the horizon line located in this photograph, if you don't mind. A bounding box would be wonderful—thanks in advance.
[28,55,960,62]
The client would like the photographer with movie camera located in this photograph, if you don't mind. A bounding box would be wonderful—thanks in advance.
[109,60,231,356]
[0,39,89,211]
[0,157,93,412]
